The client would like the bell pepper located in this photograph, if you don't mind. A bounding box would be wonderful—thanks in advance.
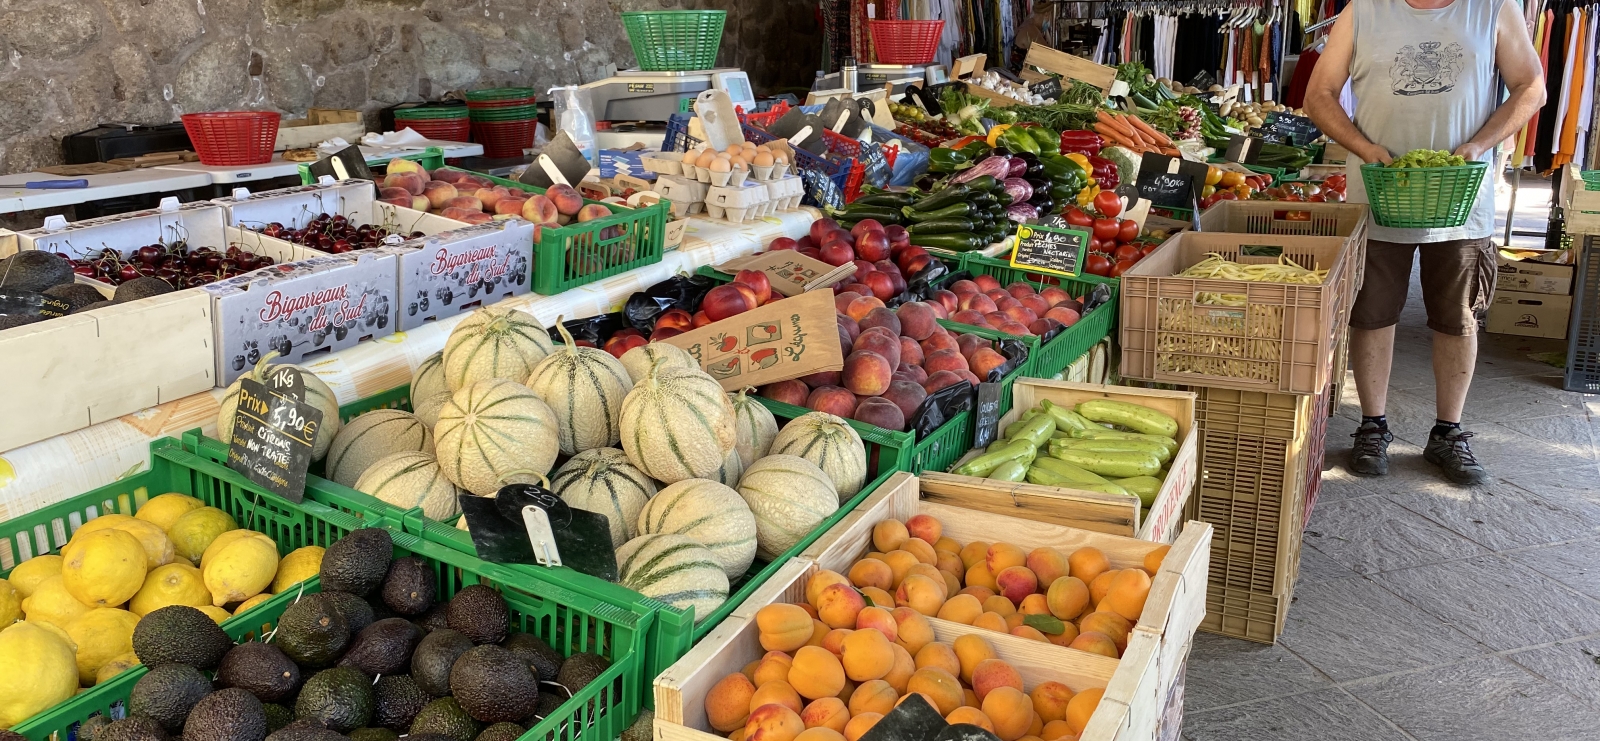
[985,124,1013,148]
[1059,130,1103,157]
[1077,184,1101,208]
[1086,154,1119,190]
[999,126,1041,155]
[929,148,971,173]
[1027,126,1061,154]
[1063,152,1092,174]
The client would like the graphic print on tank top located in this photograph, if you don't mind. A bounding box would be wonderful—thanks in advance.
[1390,42,1466,96]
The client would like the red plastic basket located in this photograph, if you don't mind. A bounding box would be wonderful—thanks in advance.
[869,20,944,64]
[471,120,536,158]
[181,111,280,166]
[398,119,472,142]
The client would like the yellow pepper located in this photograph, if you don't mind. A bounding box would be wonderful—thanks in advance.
[1077,184,1100,207]
[986,124,1013,148]
[1205,166,1223,186]
[1065,153,1092,173]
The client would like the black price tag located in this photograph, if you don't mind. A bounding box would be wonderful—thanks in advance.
[972,382,1003,450]
[264,365,306,402]
[0,289,71,319]
[1028,76,1063,101]
[1224,135,1263,165]
[1136,153,1210,208]
[1009,223,1089,278]
[307,145,372,183]
[226,375,321,502]
[1262,112,1321,147]
[858,693,950,741]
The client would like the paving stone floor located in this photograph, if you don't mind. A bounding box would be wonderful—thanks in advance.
[1183,177,1600,740]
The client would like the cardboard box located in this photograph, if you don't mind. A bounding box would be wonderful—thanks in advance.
[1496,251,1573,295]
[1488,290,1571,339]
[662,290,843,390]
[1322,141,1350,164]
[381,219,534,330]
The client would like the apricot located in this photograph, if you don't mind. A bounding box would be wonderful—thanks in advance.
[1143,545,1170,575]
[1089,569,1119,605]
[758,604,815,652]
[913,642,961,677]
[1010,625,1048,642]
[963,689,981,709]
[934,536,962,555]
[822,628,853,656]
[940,570,962,596]
[1026,547,1070,586]
[895,574,946,616]
[799,603,820,619]
[1067,547,1109,584]
[958,585,996,602]
[855,606,898,642]
[754,651,796,687]
[906,563,947,591]
[936,593,983,624]
[1044,622,1080,648]
[746,704,806,741]
[906,668,964,715]
[795,728,845,741]
[952,633,997,684]
[981,687,1033,741]
[1065,687,1104,734]
[842,713,882,741]
[861,587,894,610]
[849,559,894,592]
[848,679,897,716]
[1078,611,1130,650]
[817,583,867,629]
[839,627,895,682]
[983,595,1017,616]
[800,698,849,733]
[901,537,937,566]
[986,543,1027,573]
[836,679,856,704]
[1042,720,1075,741]
[750,681,804,715]
[971,658,1024,701]
[709,673,757,731]
[906,514,942,544]
[966,563,997,591]
[934,549,965,577]
[807,570,852,606]
[995,565,1039,605]
[1031,682,1075,723]
[972,612,1009,632]
[731,729,749,741]
[1019,594,1051,616]
[1068,631,1118,658]
[789,646,847,700]
[1029,714,1044,738]
[1104,568,1152,621]
[882,643,916,693]
[891,607,935,655]
[959,540,992,569]
[872,519,909,552]
[1046,576,1090,620]
[881,550,920,587]
[808,620,831,647]
[1004,613,1026,631]
[945,707,995,732]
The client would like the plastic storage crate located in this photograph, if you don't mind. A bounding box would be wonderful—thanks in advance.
[741,104,867,208]
[868,20,944,64]
[620,10,726,72]
[663,113,702,153]
[297,147,447,185]
[1566,234,1600,392]
[1359,161,1488,229]
[950,256,1119,380]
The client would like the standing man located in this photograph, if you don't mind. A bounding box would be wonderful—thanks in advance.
[1305,0,1545,484]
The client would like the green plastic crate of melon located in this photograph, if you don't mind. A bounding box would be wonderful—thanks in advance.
[13,520,649,741]
[953,256,1121,379]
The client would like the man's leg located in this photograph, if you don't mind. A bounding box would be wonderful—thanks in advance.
[1345,241,1416,475]
[1417,237,1494,485]
[1433,332,1477,424]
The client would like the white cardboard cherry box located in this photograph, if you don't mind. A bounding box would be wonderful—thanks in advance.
[377,218,536,331]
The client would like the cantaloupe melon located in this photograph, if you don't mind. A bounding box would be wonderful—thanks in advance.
[441,307,553,391]
[526,323,635,455]
[550,448,657,548]
[616,533,729,623]
[218,353,342,461]
[412,351,447,406]
[737,454,838,560]
[434,379,560,497]
[637,479,757,580]
[709,446,743,488]
[355,450,464,522]
[620,342,695,384]
[325,409,433,487]
[414,392,450,428]
[620,364,736,484]
[730,389,779,468]
[768,412,867,501]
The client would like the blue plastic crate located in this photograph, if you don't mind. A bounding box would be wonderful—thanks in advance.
[663,113,700,153]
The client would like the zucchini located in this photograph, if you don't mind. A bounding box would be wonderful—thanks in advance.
[911,184,971,212]
[908,218,976,235]
[909,232,988,252]
[840,205,904,223]
[903,202,976,222]
[1076,400,1180,438]
[1050,447,1162,479]
[853,192,915,208]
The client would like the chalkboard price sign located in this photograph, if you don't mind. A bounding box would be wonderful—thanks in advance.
[1262,112,1322,147]
[972,382,1004,450]
[1009,223,1089,277]
[226,373,322,502]
[1029,76,1064,101]
[1135,153,1210,209]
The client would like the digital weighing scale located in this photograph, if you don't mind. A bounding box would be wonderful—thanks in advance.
[581,68,756,122]
[813,63,947,95]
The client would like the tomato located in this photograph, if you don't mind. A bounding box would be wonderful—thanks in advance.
[1093,190,1123,218]
[1282,194,1304,202]
[1325,174,1346,188]
[1324,189,1345,202]
[1092,218,1120,241]
[1064,207,1095,228]
[1109,259,1136,278]
[1084,253,1113,276]
[1117,219,1140,243]
[1308,193,1327,202]
[1113,243,1141,263]
[1302,183,1322,196]
[1199,194,1219,209]
[1219,171,1245,188]
[1217,190,1238,201]
[1140,242,1160,257]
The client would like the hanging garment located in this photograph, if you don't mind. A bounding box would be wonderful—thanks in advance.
[1513,8,1549,167]
[1578,6,1597,166]
[1555,9,1587,167]
[1534,7,1566,171]
[1286,47,1321,108]
[1551,8,1580,162]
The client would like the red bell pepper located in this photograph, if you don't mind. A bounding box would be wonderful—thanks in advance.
[1059,130,1103,157]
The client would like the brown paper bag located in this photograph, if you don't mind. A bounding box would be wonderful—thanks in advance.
[663,290,844,391]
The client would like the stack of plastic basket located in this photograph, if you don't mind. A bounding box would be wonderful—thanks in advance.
[394,104,471,142]
[467,87,537,158]
[621,10,726,71]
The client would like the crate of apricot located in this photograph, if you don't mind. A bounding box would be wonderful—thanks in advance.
[652,472,1212,741]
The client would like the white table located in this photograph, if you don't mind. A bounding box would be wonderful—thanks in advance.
[0,169,214,214]
[149,141,488,186]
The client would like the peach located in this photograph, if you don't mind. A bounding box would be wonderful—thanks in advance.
[853,398,906,431]
[839,626,895,682]
[898,336,925,368]
[931,289,960,313]
[1046,576,1090,620]
[859,307,902,336]
[1078,611,1130,651]
[383,171,426,195]
[958,585,996,602]
[386,157,426,176]
[545,183,583,217]
[746,703,805,741]
[1065,688,1104,735]
[854,605,898,642]
[446,195,484,212]
[1029,318,1064,336]
[936,594,983,625]
[441,206,480,221]
[1039,286,1070,305]
[1103,568,1152,621]
[423,180,459,209]
[862,272,897,301]
[894,574,945,616]
[893,365,928,386]
[1144,545,1171,575]
[882,643,916,693]
[577,203,612,223]
[890,607,934,656]
[906,668,964,715]
[1002,306,1038,326]
[845,296,886,322]
[378,186,412,202]
[1044,306,1081,327]
[805,386,858,418]
[995,297,1022,312]
[838,314,860,343]
[882,381,928,421]
[821,628,852,656]
[476,186,513,210]
[709,673,758,731]
[966,563,997,592]
[985,289,1011,304]
[800,698,849,733]
[960,292,998,315]
[834,292,862,314]
[1005,282,1035,300]
[987,543,1027,573]
[950,333,984,360]
[924,349,970,376]
[1031,682,1075,723]
[893,302,936,341]
[952,633,997,684]
[945,707,995,732]
[973,274,1001,292]
[970,347,1009,381]
[705,283,760,321]
[948,309,988,328]
[960,541,992,569]
[920,331,961,356]
[1068,631,1118,658]
[981,686,1033,741]
[801,370,843,389]
[757,604,815,652]
[995,566,1039,605]
[495,197,529,216]
[971,658,1024,702]
[1019,594,1050,615]
[754,651,796,687]
[949,279,980,295]
[751,682,804,715]
[972,612,1009,633]
[1020,294,1052,316]
[1027,548,1070,586]
[849,559,895,593]
[842,713,881,741]
[762,380,811,407]
[848,680,897,716]
[816,583,866,629]
[853,328,902,368]
[996,321,1032,337]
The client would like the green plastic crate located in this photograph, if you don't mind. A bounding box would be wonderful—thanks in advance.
[956,254,1120,379]
[620,11,726,72]
[296,146,447,185]
[1359,161,1488,229]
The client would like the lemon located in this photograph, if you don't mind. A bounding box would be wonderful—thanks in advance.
[0,621,79,727]
[128,563,210,616]
[201,531,278,607]
[167,507,238,565]
[27,620,76,650]
[20,576,92,629]
[73,514,136,539]
[7,555,63,598]
[201,529,258,567]
[195,606,233,624]
[135,493,204,531]
[99,518,175,572]
[95,651,140,685]
[60,529,147,608]
[271,545,324,593]
[65,608,140,686]
[0,580,19,629]
[233,593,274,615]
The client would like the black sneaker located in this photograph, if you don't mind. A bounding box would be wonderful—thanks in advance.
[1424,428,1488,485]
[1350,421,1393,476]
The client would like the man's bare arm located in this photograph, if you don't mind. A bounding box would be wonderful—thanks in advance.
[1455,0,1546,160]
[1304,11,1392,164]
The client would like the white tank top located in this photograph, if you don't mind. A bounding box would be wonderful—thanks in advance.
[1341,0,1502,243]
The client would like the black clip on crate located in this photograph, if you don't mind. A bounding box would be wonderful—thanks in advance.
[1564,233,1600,392]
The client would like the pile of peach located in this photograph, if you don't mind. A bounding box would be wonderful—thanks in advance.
[943,274,1088,338]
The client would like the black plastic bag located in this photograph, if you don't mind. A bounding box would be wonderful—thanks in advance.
[549,313,627,346]
[904,332,1028,438]
[623,273,716,335]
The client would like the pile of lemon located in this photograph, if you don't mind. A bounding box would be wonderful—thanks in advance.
[0,493,325,729]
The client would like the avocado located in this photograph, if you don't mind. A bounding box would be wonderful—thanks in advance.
[365,597,397,623]
[522,688,565,727]
[472,723,523,741]
[263,721,345,741]
[78,714,115,741]
[44,282,107,312]
[622,709,653,741]
[407,698,480,741]
[500,633,561,683]
[0,731,25,741]
[113,276,175,303]
[409,628,473,697]
[322,591,375,634]
[276,593,351,668]
[295,667,374,733]
[0,314,43,330]
[448,645,539,723]
[132,605,234,669]
[130,663,213,731]
[320,529,392,597]
[379,557,434,616]
[262,705,295,733]
[346,729,396,741]
[445,585,508,645]
[217,641,302,703]
[184,687,268,741]
[371,675,429,731]
[413,603,451,634]
[405,735,460,741]
[72,299,113,314]
[338,618,421,677]
[99,717,170,741]
[0,251,73,292]
[555,653,611,719]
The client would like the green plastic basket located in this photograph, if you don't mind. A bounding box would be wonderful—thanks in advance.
[1359,161,1488,229]
[296,146,446,185]
[466,87,537,102]
[958,254,1120,379]
[395,106,470,121]
[620,11,727,72]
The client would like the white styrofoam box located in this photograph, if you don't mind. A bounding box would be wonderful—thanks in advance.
[213,179,377,231]
[379,219,536,331]
[205,252,398,386]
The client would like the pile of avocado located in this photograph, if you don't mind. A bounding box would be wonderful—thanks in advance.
[0,251,175,330]
[74,528,617,741]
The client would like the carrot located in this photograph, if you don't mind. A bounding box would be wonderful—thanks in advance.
[1093,123,1140,149]
[1096,110,1137,139]
[1126,115,1172,147]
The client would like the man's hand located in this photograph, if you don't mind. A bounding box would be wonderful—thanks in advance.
[1360,144,1394,165]
[1453,141,1490,162]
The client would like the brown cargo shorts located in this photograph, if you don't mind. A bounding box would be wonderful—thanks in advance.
[1348,237,1497,336]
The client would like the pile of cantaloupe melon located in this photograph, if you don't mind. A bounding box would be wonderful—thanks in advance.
[299,305,870,623]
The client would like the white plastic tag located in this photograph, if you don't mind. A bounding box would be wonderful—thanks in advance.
[158,196,180,212]
[522,505,563,567]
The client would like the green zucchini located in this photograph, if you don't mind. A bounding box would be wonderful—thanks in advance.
[908,218,976,235]
[903,202,976,222]
[908,232,988,252]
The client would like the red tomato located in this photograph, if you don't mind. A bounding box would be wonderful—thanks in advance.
[1092,218,1120,241]
[1109,259,1136,278]
[1093,190,1122,218]
[1308,193,1327,202]
[1064,207,1095,228]
[1282,194,1304,202]
[1199,194,1219,209]
[1084,253,1113,276]
[1217,190,1238,201]
[1140,242,1160,257]
[1113,243,1141,263]
[1324,189,1346,202]
[1117,219,1140,243]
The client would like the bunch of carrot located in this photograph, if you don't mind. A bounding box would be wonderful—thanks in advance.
[1093,110,1179,156]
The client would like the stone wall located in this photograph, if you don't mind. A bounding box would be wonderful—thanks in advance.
[0,0,823,173]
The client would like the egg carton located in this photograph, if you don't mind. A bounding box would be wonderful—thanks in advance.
[706,182,772,223]
[764,175,804,210]
[655,174,709,204]
[749,162,793,182]
[640,153,686,177]
[664,198,704,219]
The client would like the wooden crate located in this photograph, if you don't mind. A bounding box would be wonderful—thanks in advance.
[1016,43,1118,92]
[275,108,366,152]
